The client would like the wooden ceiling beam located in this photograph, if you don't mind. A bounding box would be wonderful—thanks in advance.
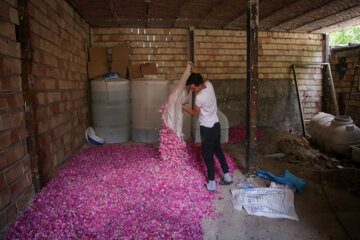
[108,0,122,27]
[222,10,246,29]
[147,0,190,27]
[145,0,150,27]
[310,10,360,33]
[276,0,360,32]
[261,0,330,31]
[87,17,147,27]
[68,0,360,31]
[223,0,272,29]
[311,17,360,34]
[198,0,226,27]
[172,0,191,27]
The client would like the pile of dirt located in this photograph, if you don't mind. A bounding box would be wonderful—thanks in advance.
[268,130,355,171]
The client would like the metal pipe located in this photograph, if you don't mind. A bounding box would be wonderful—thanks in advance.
[295,63,329,66]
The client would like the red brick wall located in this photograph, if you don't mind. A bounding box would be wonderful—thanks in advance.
[28,0,90,183]
[195,30,324,123]
[91,28,190,81]
[330,46,360,125]
[92,27,324,129]
[0,0,90,235]
[0,0,33,235]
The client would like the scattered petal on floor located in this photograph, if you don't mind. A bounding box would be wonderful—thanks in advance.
[227,126,265,145]
[7,128,238,239]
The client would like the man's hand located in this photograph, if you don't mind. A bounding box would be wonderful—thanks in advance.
[188,62,198,73]
[182,104,200,116]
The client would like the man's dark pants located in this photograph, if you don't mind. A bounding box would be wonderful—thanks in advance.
[200,122,229,181]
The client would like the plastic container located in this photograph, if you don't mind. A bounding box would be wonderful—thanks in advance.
[193,108,229,144]
[217,109,229,143]
[131,78,169,143]
[91,77,130,143]
[309,112,360,157]
[308,112,333,151]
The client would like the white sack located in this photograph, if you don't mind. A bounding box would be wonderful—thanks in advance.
[162,64,192,137]
[231,182,299,221]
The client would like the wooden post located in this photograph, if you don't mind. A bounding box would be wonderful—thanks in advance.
[189,26,195,138]
[245,0,259,174]
[322,34,330,113]
[326,63,339,116]
[18,0,41,192]
[292,65,307,137]
[189,26,195,64]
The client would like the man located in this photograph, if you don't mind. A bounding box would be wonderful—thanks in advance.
[182,63,232,192]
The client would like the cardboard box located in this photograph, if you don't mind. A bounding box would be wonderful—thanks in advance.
[141,63,157,76]
[128,64,142,80]
[89,47,107,62]
[112,44,131,61]
[111,61,128,79]
[88,61,109,79]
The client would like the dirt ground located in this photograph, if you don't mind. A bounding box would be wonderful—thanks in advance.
[202,128,360,240]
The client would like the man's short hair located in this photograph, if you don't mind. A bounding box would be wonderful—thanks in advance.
[186,73,203,86]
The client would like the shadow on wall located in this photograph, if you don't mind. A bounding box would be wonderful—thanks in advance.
[212,79,301,132]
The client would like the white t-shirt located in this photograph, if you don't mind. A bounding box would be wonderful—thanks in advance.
[195,81,219,128]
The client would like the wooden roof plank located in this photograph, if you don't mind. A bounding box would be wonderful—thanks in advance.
[69,0,360,31]
[301,5,360,33]
[311,15,360,33]
[198,0,246,29]
[262,0,333,30]
[224,0,289,29]
[271,0,360,32]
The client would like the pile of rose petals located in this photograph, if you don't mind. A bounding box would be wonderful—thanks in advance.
[7,140,237,239]
[159,125,189,167]
[227,125,265,145]
[159,123,238,178]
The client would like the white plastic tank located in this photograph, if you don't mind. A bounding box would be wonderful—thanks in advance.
[308,112,333,151]
[131,78,169,143]
[169,80,192,140]
[91,78,130,143]
[309,112,360,156]
[193,108,229,144]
